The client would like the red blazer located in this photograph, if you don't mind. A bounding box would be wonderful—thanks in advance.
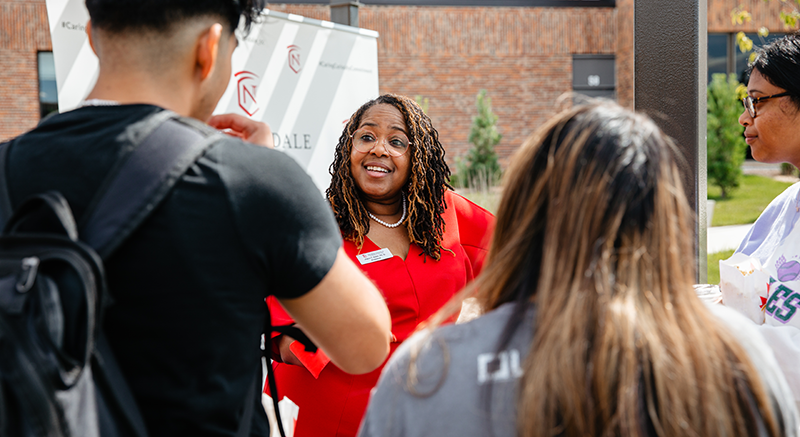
[265,190,494,437]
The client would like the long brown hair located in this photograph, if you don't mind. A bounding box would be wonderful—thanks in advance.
[326,94,452,260]
[426,102,782,436]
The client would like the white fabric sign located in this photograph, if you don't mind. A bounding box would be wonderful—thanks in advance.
[44,2,380,192]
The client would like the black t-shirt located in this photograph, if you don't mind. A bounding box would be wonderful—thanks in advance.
[5,105,342,436]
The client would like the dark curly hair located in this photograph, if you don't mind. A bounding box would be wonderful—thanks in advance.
[327,94,452,260]
[86,0,266,34]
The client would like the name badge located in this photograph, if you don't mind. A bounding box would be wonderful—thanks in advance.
[356,248,393,265]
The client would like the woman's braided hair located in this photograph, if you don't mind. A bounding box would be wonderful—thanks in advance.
[326,94,452,260]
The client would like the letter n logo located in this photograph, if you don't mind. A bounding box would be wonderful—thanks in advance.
[235,71,259,117]
[287,45,302,74]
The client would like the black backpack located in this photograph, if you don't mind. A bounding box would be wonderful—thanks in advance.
[0,110,275,436]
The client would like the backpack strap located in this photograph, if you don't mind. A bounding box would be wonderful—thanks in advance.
[263,306,288,437]
[80,111,221,259]
[236,307,287,437]
[78,110,222,437]
[0,141,15,229]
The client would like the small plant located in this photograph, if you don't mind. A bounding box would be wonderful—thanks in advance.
[707,73,748,199]
[414,95,429,114]
[781,163,799,176]
[453,90,502,188]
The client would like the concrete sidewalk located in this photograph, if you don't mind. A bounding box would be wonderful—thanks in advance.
[707,224,751,254]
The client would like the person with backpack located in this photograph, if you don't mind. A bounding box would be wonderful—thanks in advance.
[0,1,391,436]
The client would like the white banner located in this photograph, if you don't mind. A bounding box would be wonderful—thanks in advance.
[44,2,380,192]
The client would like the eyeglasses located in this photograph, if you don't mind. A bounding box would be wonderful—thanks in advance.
[351,129,412,157]
[742,92,791,118]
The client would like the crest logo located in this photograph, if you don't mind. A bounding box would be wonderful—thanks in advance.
[235,71,259,117]
[287,45,302,74]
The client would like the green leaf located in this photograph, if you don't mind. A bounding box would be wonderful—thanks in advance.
[731,6,753,25]
[413,95,429,114]
[780,10,800,28]
[735,83,748,100]
[736,31,753,53]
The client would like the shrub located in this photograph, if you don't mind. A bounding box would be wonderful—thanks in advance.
[781,162,798,176]
[453,90,502,188]
[707,73,748,199]
[414,95,429,114]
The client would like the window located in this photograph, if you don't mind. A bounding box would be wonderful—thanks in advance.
[38,52,58,119]
[706,32,787,84]
[707,33,729,83]
[572,54,615,101]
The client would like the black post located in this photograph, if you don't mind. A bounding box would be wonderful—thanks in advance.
[330,0,362,27]
[634,0,708,283]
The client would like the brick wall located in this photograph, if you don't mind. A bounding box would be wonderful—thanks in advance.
[269,4,618,166]
[616,0,633,109]
[0,0,50,141]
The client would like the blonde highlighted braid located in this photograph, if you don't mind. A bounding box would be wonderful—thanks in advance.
[326,94,452,260]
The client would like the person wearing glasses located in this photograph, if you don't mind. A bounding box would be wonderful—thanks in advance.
[729,32,800,413]
[735,31,800,266]
[264,94,495,437]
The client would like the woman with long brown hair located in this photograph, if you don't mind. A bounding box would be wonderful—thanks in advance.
[359,101,799,437]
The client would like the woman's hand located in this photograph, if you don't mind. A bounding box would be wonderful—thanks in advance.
[278,334,306,368]
[207,113,274,148]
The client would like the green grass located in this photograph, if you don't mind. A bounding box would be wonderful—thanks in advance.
[458,187,501,214]
[707,249,735,285]
[708,175,794,226]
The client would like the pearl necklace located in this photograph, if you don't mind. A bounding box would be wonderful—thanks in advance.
[78,99,121,107]
[368,197,407,228]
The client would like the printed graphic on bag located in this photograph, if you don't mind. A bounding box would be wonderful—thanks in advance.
[776,255,800,282]
[765,284,800,324]
[764,277,800,329]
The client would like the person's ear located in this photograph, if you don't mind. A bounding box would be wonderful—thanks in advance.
[86,20,97,55]
[196,23,223,81]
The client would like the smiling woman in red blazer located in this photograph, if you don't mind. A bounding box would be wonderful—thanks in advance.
[266,94,494,437]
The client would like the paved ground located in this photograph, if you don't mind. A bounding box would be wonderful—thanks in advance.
[741,160,783,176]
[707,224,751,254]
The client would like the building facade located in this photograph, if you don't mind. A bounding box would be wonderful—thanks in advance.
[0,0,794,166]
[264,1,626,165]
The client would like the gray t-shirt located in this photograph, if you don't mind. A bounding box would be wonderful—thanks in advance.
[359,302,800,437]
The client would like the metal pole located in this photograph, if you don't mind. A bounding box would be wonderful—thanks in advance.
[634,0,708,283]
[330,0,362,27]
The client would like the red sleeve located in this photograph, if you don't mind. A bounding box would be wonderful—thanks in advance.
[446,190,495,276]
[266,296,295,330]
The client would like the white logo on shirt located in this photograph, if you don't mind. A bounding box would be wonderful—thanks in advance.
[477,349,523,384]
